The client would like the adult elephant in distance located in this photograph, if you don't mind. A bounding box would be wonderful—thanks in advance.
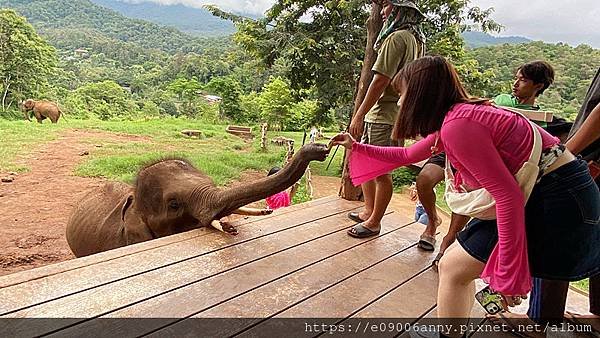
[22,99,62,123]
[66,143,330,257]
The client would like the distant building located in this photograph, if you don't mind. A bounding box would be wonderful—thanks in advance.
[74,48,90,58]
[202,94,222,104]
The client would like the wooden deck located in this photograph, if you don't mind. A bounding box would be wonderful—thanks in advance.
[0,196,592,337]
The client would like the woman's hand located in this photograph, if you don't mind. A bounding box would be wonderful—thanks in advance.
[328,132,355,150]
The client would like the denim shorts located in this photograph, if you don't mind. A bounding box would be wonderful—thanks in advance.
[415,204,429,225]
[457,158,600,281]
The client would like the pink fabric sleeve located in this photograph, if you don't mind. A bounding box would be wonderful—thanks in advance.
[349,133,438,186]
[265,191,291,210]
[442,118,531,295]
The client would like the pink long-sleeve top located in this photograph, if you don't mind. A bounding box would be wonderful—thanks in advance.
[350,103,559,295]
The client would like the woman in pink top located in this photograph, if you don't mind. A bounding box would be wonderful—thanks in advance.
[330,56,600,324]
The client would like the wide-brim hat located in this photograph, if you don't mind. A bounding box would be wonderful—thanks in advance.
[388,0,426,19]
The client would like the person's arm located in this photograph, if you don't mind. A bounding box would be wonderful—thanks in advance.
[330,132,438,186]
[442,118,531,296]
[349,73,391,137]
[288,182,299,201]
[566,102,600,155]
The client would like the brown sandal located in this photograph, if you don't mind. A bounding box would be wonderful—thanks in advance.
[418,233,436,251]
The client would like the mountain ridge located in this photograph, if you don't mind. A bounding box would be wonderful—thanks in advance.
[90,0,236,37]
[462,31,532,48]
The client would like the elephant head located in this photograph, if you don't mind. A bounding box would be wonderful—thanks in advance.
[120,143,330,239]
[22,99,35,111]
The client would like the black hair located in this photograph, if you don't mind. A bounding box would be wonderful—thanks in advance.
[517,61,555,96]
[268,167,281,176]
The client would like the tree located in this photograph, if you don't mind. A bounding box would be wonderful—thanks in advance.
[0,9,57,112]
[73,80,137,120]
[207,0,501,199]
[207,0,500,124]
[205,75,243,120]
[167,77,203,116]
[257,76,294,130]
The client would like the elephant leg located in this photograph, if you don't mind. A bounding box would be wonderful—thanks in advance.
[210,220,238,235]
[232,207,273,216]
[34,112,43,123]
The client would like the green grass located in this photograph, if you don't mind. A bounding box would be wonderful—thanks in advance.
[0,120,65,172]
[572,279,589,293]
[0,118,344,189]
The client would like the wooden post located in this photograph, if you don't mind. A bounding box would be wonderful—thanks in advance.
[260,123,268,150]
[339,1,383,201]
[284,139,295,167]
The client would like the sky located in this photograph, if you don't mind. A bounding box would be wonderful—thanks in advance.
[122,0,600,48]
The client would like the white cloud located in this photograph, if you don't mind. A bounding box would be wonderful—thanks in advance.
[121,0,276,16]
[470,0,600,48]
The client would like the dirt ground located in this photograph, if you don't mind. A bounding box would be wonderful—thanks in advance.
[0,130,345,277]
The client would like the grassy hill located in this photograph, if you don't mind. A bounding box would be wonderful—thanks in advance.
[90,0,236,37]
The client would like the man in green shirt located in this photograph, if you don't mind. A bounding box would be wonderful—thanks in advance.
[346,0,425,238]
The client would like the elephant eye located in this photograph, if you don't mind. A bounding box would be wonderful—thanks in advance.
[168,200,179,210]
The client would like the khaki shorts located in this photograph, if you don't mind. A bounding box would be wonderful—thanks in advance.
[360,122,398,146]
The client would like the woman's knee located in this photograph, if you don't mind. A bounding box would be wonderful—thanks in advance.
[438,245,483,285]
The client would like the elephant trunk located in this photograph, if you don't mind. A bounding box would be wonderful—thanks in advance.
[215,143,329,218]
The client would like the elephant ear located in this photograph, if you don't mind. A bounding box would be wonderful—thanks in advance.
[120,194,155,245]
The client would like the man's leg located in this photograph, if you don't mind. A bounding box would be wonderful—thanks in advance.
[353,122,375,222]
[416,163,444,237]
[348,122,397,234]
[361,173,393,231]
[527,278,569,325]
[591,275,600,315]
[359,180,376,222]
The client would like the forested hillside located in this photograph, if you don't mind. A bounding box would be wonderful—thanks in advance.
[467,41,600,119]
[0,0,226,54]
[90,0,236,37]
[1,0,599,128]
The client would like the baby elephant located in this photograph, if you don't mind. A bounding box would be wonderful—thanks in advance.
[66,143,331,257]
[22,99,63,123]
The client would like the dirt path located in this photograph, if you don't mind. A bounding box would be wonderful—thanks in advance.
[0,129,148,276]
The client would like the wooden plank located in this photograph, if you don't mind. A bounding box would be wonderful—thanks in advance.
[33,213,413,337]
[309,269,439,338]
[0,197,358,315]
[237,245,436,337]
[0,195,339,289]
[147,219,427,337]
[271,234,437,318]
[3,211,409,337]
[352,268,438,318]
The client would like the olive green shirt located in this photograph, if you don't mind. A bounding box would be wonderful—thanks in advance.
[365,29,423,125]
